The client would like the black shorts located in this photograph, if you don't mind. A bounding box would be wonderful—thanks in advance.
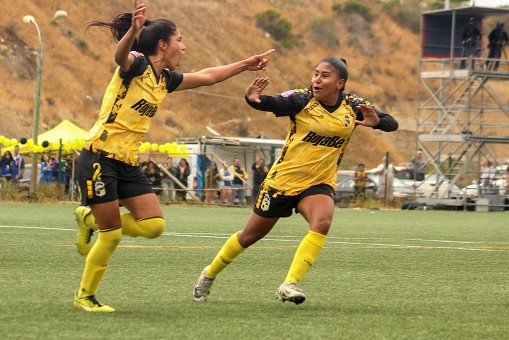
[77,148,153,205]
[253,184,335,218]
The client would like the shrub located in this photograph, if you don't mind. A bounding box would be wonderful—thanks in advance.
[310,18,340,48]
[382,0,421,33]
[255,10,300,48]
[342,0,375,23]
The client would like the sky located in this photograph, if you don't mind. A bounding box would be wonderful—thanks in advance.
[471,0,509,7]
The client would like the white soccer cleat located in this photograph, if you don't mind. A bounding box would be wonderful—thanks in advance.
[275,282,306,305]
[193,266,215,302]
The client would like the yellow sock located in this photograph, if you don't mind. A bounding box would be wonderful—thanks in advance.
[206,232,245,278]
[284,230,327,283]
[78,227,122,297]
[120,213,165,239]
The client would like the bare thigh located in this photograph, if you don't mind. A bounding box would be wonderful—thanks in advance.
[237,212,279,248]
[296,194,334,235]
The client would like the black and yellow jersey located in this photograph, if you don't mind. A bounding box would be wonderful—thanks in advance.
[85,52,183,165]
[246,89,398,196]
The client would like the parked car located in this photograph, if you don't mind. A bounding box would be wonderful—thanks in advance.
[335,170,424,203]
[402,176,463,198]
[18,163,40,191]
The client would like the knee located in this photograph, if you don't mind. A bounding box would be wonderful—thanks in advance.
[312,217,332,235]
[138,217,166,239]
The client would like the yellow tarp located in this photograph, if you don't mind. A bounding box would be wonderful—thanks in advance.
[36,119,88,145]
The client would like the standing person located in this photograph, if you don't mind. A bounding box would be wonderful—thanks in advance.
[160,156,175,201]
[12,145,25,183]
[204,161,221,204]
[174,158,191,201]
[460,17,481,69]
[40,153,53,183]
[193,57,398,304]
[353,163,368,200]
[144,160,162,195]
[218,161,234,205]
[375,156,395,200]
[480,159,496,195]
[251,158,268,206]
[73,1,274,312]
[231,158,249,206]
[411,148,426,181]
[0,151,15,183]
[486,22,508,71]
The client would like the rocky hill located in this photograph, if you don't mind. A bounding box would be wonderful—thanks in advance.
[0,0,458,168]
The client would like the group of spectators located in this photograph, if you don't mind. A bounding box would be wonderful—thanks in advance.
[0,145,25,185]
[204,157,269,206]
[461,18,508,71]
[145,155,269,206]
[142,157,191,201]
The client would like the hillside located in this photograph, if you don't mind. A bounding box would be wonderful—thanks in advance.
[1,0,428,168]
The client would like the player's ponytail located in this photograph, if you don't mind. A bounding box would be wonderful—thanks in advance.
[86,13,133,44]
[86,15,177,56]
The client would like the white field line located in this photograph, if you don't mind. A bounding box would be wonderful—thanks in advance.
[1,224,508,252]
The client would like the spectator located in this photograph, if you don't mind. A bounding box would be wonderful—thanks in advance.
[175,158,190,201]
[251,158,268,206]
[486,22,509,71]
[12,145,25,183]
[144,160,162,196]
[411,148,426,181]
[160,156,175,201]
[480,159,496,195]
[502,163,509,195]
[40,153,53,183]
[375,156,395,199]
[219,161,234,205]
[204,161,221,205]
[460,17,481,69]
[0,151,15,183]
[231,158,249,206]
[353,163,369,200]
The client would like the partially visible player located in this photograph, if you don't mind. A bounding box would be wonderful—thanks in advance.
[193,57,398,304]
[73,1,274,312]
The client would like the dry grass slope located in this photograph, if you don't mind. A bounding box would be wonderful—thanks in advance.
[0,0,447,167]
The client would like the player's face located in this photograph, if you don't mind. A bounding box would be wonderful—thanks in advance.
[164,29,186,70]
[311,62,345,106]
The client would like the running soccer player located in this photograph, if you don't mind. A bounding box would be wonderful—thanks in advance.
[73,1,274,312]
[194,57,398,304]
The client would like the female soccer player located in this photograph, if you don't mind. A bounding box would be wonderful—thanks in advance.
[73,1,274,312]
[194,57,398,304]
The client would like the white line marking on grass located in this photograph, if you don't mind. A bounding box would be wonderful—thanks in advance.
[1,225,508,252]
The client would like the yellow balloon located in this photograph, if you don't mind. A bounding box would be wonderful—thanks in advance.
[158,145,166,153]
[3,139,11,147]
[150,143,159,151]
[51,142,60,150]
[139,145,147,153]
[27,139,34,147]
[10,138,18,146]
[0,136,5,144]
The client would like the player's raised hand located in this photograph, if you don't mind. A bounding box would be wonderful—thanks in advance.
[132,0,147,32]
[246,77,270,103]
[355,104,380,127]
[245,49,276,71]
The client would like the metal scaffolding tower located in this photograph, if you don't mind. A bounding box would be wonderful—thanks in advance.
[417,6,509,207]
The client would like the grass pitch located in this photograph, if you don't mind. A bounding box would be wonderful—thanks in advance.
[0,203,507,339]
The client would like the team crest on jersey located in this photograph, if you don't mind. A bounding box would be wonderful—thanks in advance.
[260,193,271,211]
[94,181,106,197]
